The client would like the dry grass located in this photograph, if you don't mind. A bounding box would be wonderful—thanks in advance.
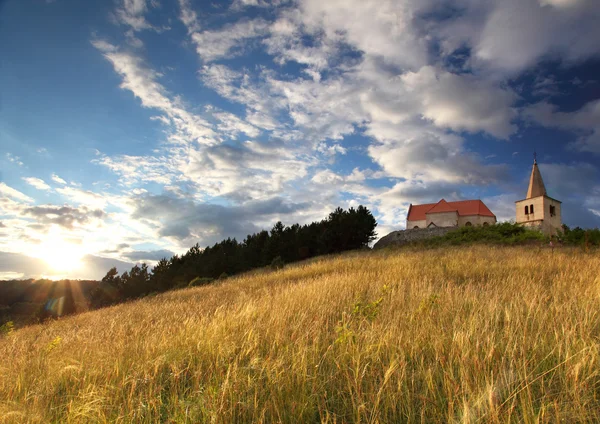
[2,246,600,423]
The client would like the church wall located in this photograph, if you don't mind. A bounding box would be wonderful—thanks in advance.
[406,219,426,229]
[516,196,562,235]
[426,211,458,227]
[516,196,547,224]
[543,198,562,233]
[457,215,497,227]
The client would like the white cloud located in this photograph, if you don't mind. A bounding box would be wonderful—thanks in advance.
[6,153,23,166]
[178,0,200,33]
[295,0,429,71]
[398,66,517,138]
[214,111,261,139]
[51,174,67,185]
[56,186,109,209]
[92,40,216,145]
[189,19,269,62]
[0,183,34,203]
[93,153,177,186]
[114,0,167,33]
[438,0,600,75]
[22,177,51,191]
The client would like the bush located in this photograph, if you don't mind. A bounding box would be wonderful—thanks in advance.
[270,256,285,270]
[0,321,14,337]
[218,272,228,280]
[418,222,546,247]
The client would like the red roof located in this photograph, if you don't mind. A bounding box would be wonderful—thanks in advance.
[426,199,455,214]
[407,199,495,221]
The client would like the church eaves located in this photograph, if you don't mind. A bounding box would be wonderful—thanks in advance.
[526,158,547,199]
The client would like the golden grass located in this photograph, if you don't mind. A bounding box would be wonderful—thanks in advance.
[2,246,600,423]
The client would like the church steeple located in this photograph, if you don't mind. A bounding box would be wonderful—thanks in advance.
[515,152,561,235]
[526,154,546,199]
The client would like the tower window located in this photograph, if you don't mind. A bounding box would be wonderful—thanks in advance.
[550,205,556,217]
[530,204,534,214]
[525,205,529,215]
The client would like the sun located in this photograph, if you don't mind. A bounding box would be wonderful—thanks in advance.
[34,230,85,272]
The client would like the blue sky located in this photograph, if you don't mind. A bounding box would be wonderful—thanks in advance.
[1,0,599,279]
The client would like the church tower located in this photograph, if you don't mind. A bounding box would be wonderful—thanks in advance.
[515,155,562,235]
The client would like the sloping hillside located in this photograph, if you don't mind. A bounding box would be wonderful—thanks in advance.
[2,246,600,423]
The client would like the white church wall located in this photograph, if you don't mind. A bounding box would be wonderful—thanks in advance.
[458,215,496,227]
[406,219,426,229]
[426,211,458,227]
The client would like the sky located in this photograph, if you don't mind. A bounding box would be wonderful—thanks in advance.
[1,0,599,280]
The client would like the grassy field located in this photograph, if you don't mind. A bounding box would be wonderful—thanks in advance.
[1,246,600,423]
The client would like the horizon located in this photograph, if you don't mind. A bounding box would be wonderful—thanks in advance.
[1,0,600,280]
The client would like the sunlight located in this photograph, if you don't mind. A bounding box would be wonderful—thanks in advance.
[34,228,85,272]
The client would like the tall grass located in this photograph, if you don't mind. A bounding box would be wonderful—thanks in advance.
[1,246,600,423]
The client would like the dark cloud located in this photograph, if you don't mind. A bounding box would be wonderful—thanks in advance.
[22,205,106,230]
[131,194,313,246]
[122,249,175,262]
[79,255,134,279]
[0,252,48,277]
[539,162,600,228]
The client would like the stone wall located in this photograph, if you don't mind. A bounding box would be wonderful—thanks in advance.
[373,226,456,249]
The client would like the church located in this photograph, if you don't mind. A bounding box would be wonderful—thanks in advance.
[406,156,562,234]
[515,156,562,235]
[406,199,497,229]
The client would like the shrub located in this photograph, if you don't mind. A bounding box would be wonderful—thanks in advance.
[270,256,285,270]
[218,272,228,280]
[417,222,546,247]
[0,321,14,337]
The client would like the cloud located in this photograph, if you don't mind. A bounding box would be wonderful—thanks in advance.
[189,19,269,62]
[93,153,177,186]
[214,111,261,139]
[399,66,517,138]
[178,0,200,33]
[79,255,136,279]
[22,205,106,230]
[181,141,314,200]
[51,174,67,185]
[199,64,284,132]
[114,0,166,33]
[6,153,23,166]
[55,186,108,209]
[0,253,134,280]
[0,183,34,203]
[0,251,49,278]
[294,0,429,71]
[122,249,174,262]
[437,0,600,75]
[130,193,312,246]
[22,177,51,191]
[524,99,600,153]
[92,40,215,146]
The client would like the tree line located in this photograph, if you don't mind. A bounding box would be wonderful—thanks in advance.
[89,206,377,308]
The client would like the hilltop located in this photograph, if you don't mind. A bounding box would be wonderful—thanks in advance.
[2,246,600,422]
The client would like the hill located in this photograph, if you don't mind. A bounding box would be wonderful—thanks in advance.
[2,246,600,422]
